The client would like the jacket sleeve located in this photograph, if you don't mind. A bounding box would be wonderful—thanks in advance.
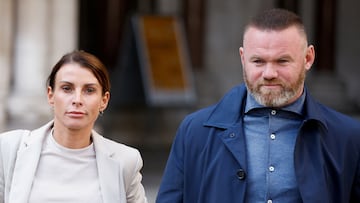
[156,122,186,203]
[126,149,148,203]
[0,136,5,203]
[351,155,360,202]
[0,130,27,203]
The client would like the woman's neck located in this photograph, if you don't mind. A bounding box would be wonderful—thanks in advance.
[52,125,93,149]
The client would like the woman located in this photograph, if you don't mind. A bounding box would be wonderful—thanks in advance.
[0,50,148,203]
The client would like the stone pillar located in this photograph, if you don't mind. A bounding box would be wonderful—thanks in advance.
[0,0,13,131]
[49,0,78,66]
[7,0,78,126]
[8,0,51,125]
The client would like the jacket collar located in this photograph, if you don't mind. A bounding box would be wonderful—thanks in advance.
[92,132,122,202]
[203,85,247,129]
[203,84,328,130]
[9,121,52,203]
[9,120,121,203]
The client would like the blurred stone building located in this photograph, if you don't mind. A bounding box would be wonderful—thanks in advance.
[1,0,359,147]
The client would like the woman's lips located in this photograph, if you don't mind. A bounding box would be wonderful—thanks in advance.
[67,111,86,118]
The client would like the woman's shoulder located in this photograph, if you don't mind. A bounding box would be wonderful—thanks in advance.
[102,136,140,155]
[92,132,142,161]
[0,129,29,143]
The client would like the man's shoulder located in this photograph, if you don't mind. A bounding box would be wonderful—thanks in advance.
[318,103,359,122]
[314,102,360,133]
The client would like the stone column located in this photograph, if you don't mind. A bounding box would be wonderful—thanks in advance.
[8,0,51,125]
[0,0,13,131]
[49,0,78,66]
[7,0,78,127]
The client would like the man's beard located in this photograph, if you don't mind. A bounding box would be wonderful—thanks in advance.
[244,69,306,107]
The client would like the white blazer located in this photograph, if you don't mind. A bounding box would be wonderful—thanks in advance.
[0,121,147,203]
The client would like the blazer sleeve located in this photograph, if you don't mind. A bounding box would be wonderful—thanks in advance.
[125,149,148,203]
[0,130,29,203]
[0,137,5,203]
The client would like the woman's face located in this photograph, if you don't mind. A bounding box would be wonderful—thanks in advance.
[47,63,110,131]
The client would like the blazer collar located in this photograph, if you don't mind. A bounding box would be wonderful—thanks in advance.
[92,131,123,202]
[9,121,122,203]
[8,121,53,203]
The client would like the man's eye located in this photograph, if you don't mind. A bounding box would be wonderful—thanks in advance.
[278,59,289,64]
[252,59,264,65]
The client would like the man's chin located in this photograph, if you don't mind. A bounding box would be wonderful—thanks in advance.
[253,93,290,107]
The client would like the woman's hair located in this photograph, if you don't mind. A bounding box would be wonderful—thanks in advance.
[47,50,111,95]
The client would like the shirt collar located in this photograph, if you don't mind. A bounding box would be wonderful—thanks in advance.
[245,89,306,116]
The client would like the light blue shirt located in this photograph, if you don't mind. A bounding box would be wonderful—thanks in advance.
[243,92,305,203]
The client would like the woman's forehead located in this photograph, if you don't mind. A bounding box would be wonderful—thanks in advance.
[56,64,99,83]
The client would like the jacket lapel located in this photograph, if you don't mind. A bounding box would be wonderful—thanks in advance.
[8,124,50,203]
[218,124,247,168]
[203,85,248,167]
[93,132,124,203]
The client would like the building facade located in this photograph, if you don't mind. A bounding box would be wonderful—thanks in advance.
[0,0,359,146]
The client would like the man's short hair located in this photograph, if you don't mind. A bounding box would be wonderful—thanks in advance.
[245,8,307,39]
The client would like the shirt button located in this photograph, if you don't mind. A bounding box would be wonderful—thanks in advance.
[271,110,276,115]
[270,133,276,140]
[269,166,275,172]
[267,200,273,203]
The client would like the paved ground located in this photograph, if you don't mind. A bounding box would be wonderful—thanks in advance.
[140,147,170,203]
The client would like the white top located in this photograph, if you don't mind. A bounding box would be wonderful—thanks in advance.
[28,131,103,203]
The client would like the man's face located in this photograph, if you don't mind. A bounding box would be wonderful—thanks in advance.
[239,26,315,107]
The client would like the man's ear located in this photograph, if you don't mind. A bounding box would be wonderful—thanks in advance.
[305,45,315,71]
[239,47,245,67]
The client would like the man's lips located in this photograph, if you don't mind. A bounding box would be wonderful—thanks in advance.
[261,83,282,88]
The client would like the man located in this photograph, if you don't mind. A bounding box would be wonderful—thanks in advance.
[156,8,360,203]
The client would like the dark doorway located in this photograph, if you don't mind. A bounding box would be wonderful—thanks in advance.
[79,0,138,70]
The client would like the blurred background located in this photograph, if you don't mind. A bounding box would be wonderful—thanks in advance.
[1,0,360,202]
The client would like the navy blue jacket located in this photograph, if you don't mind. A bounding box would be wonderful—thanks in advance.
[156,84,360,203]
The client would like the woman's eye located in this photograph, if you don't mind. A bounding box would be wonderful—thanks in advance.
[61,86,72,92]
[85,88,96,94]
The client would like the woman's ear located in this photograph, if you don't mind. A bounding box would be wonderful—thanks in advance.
[47,86,54,106]
[100,91,110,111]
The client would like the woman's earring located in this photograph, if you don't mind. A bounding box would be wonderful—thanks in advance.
[99,110,104,116]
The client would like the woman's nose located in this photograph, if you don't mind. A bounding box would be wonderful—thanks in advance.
[72,91,83,106]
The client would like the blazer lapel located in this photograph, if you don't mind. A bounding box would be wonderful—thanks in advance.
[8,131,45,203]
[93,133,125,203]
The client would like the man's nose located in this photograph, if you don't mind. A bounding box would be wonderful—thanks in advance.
[262,64,278,79]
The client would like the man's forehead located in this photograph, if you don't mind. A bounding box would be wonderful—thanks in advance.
[243,26,307,47]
